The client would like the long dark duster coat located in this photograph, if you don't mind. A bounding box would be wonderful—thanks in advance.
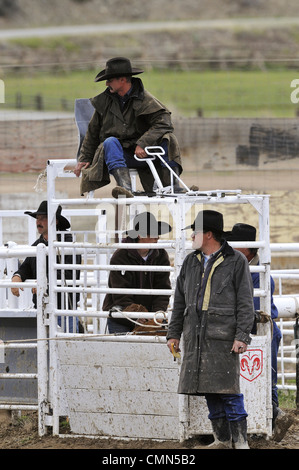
[78,77,182,195]
[167,241,255,395]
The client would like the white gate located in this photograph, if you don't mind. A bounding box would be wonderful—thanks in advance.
[41,159,273,440]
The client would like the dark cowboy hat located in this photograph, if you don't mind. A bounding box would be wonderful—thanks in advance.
[226,223,256,241]
[25,200,70,231]
[183,210,226,234]
[94,57,144,82]
[126,212,172,238]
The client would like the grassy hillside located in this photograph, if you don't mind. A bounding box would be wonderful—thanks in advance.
[2,68,298,118]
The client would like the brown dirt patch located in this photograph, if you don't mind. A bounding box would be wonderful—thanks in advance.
[0,409,298,449]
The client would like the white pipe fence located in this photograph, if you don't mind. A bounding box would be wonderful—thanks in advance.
[0,158,298,438]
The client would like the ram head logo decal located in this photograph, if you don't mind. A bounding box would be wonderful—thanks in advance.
[240,349,263,382]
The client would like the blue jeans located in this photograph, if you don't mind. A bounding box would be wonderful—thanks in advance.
[103,136,178,172]
[107,317,133,334]
[58,316,79,333]
[272,322,282,407]
[205,393,248,422]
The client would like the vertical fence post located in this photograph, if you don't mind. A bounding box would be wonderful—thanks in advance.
[36,243,49,436]
[294,317,299,409]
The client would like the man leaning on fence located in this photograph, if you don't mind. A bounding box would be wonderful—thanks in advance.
[167,210,255,449]
[74,57,183,197]
[103,212,172,334]
[11,201,82,333]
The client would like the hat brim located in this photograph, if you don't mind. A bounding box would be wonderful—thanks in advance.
[94,68,144,82]
[126,221,171,238]
[25,210,70,230]
[182,223,230,236]
[24,210,46,218]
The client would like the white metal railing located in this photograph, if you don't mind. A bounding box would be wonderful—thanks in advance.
[0,243,48,436]
[1,158,298,438]
[43,158,274,436]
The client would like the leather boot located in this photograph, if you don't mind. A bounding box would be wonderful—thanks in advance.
[208,417,232,449]
[230,419,250,449]
[161,166,185,193]
[110,167,134,198]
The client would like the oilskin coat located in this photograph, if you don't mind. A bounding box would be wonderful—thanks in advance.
[167,241,255,395]
[78,77,182,195]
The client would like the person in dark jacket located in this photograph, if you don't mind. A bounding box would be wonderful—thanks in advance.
[167,210,255,449]
[227,223,293,442]
[74,57,183,196]
[103,211,172,333]
[11,201,81,332]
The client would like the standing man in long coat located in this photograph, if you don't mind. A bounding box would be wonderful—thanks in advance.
[167,210,255,449]
[74,57,182,197]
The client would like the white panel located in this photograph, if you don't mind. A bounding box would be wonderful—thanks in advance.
[59,364,178,393]
[69,412,181,440]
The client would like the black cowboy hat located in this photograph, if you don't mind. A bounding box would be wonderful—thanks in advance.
[25,200,70,231]
[226,223,256,241]
[126,212,172,238]
[94,57,144,82]
[183,210,226,234]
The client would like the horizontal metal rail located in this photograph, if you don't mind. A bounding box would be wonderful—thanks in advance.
[0,373,37,379]
[0,404,38,411]
[54,263,175,272]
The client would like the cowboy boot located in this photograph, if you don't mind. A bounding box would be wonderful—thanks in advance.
[207,417,232,449]
[110,167,134,198]
[230,419,250,449]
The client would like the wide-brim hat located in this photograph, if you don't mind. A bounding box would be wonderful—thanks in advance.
[94,57,144,82]
[126,212,172,238]
[183,210,225,234]
[25,200,70,231]
[226,223,256,241]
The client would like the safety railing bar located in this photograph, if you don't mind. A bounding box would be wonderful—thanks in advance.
[271,269,299,274]
[271,274,299,279]
[53,309,169,319]
[0,405,38,411]
[0,310,36,317]
[51,193,267,207]
[3,343,37,349]
[54,332,167,343]
[277,357,297,364]
[54,263,174,272]
[0,247,38,257]
[53,284,264,298]
[277,373,296,379]
[0,280,37,288]
[53,241,176,250]
[277,385,296,391]
[270,243,299,251]
[54,286,173,295]
[0,373,37,379]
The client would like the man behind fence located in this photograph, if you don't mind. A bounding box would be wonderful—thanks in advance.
[166,210,255,449]
[11,200,81,333]
[103,211,172,334]
[226,223,294,442]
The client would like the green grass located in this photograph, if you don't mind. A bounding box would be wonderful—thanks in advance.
[1,68,299,117]
[278,389,297,409]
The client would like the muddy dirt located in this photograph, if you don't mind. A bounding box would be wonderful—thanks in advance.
[0,409,298,450]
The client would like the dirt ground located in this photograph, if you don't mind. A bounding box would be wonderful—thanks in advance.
[0,409,298,450]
